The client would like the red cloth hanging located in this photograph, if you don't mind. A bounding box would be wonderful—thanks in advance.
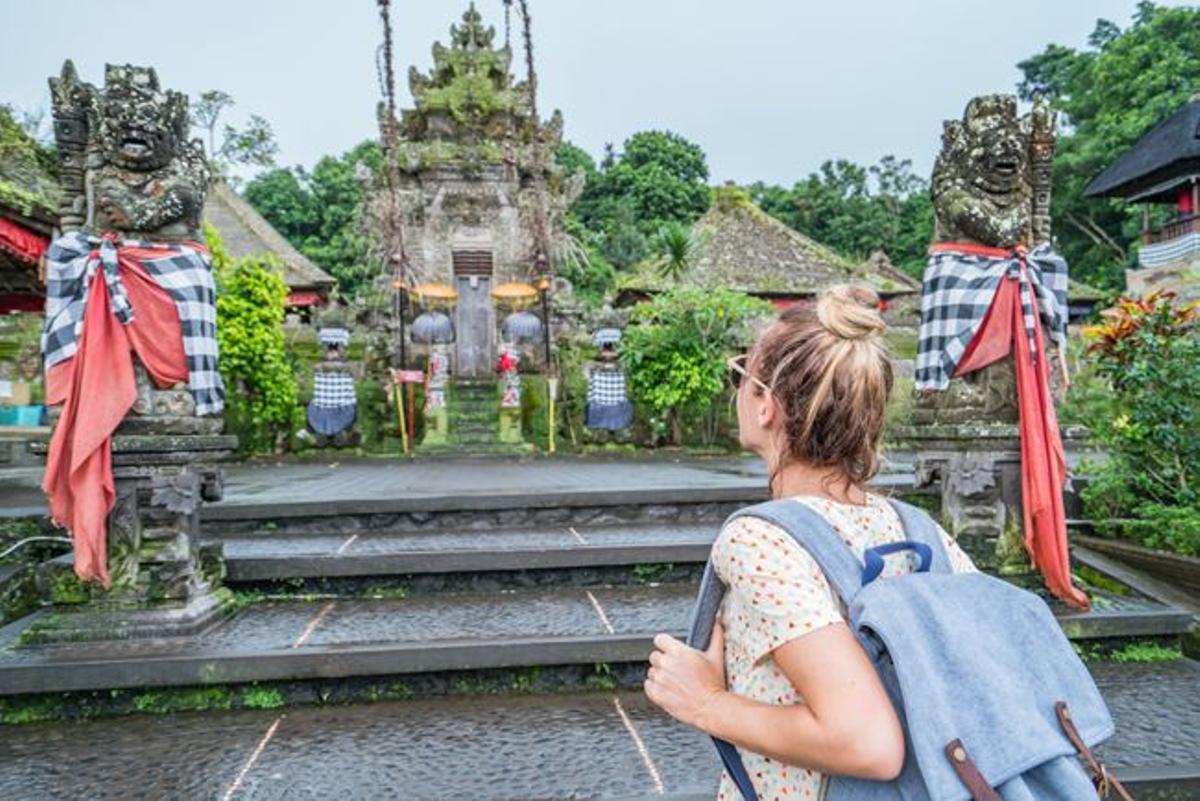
[0,217,49,265]
[42,246,189,587]
[952,247,1090,610]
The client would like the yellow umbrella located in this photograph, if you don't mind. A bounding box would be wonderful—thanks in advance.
[491,282,539,309]
[411,282,459,307]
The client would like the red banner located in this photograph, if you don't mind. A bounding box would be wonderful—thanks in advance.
[0,217,49,265]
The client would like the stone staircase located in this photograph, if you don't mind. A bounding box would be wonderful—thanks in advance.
[417,379,533,456]
[1,478,1198,798]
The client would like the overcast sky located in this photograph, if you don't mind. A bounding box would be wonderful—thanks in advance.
[0,1,1182,186]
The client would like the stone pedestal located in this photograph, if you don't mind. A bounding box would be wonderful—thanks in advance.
[25,379,236,644]
[895,421,1089,574]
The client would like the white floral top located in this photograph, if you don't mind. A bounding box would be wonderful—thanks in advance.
[711,494,976,801]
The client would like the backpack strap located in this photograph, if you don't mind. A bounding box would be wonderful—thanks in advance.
[885,498,956,575]
[731,499,866,605]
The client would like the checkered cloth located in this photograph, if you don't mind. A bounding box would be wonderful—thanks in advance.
[586,368,632,431]
[42,232,224,415]
[915,243,1068,391]
[308,370,357,436]
[318,327,351,347]
[587,368,627,405]
[311,371,357,408]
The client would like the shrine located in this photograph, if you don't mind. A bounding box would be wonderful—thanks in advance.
[384,3,579,373]
[371,2,580,453]
[1084,93,1200,299]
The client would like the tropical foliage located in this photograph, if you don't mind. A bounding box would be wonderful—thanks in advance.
[747,156,933,279]
[620,288,770,446]
[207,225,299,454]
[1016,2,1200,289]
[243,140,381,296]
[189,90,279,177]
[1080,291,1200,555]
[0,103,57,215]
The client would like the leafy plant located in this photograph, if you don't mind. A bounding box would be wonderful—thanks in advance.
[620,288,770,446]
[207,225,300,454]
[1080,291,1200,555]
[650,222,701,283]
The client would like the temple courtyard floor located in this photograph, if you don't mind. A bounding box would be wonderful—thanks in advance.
[0,453,1197,799]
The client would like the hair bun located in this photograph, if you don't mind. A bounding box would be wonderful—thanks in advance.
[816,284,886,341]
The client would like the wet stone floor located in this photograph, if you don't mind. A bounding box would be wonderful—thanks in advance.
[1,660,1199,800]
[0,691,718,801]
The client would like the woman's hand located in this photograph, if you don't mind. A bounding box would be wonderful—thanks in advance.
[643,620,727,731]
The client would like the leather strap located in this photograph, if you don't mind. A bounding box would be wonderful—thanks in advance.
[944,739,1001,801]
[1055,702,1134,801]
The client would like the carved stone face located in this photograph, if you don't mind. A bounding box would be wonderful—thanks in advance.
[98,65,188,172]
[958,96,1027,207]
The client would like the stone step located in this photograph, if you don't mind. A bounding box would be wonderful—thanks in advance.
[0,582,1190,697]
[214,522,714,582]
[200,482,768,538]
[2,663,1198,799]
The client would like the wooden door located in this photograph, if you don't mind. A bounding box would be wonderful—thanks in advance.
[453,250,495,378]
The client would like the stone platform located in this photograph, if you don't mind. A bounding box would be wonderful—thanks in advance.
[2,661,1198,800]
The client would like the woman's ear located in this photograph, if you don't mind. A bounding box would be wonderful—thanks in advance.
[757,388,779,430]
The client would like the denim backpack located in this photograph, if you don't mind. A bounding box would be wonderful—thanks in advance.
[687,498,1132,801]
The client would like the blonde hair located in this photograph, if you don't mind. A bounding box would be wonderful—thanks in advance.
[748,284,892,490]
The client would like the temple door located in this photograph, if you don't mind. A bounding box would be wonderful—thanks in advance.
[453,249,495,378]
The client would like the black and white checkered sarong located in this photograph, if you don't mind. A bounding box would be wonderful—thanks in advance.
[42,232,224,415]
[915,243,1068,391]
[587,369,627,406]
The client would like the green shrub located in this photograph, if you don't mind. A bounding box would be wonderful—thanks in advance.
[207,225,300,454]
[1080,292,1200,555]
[620,288,770,446]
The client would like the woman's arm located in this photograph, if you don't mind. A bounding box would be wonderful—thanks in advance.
[645,621,904,782]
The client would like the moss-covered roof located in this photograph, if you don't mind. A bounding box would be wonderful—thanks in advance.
[0,106,58,221]
[202,179,335,291]
[622,188,920,297]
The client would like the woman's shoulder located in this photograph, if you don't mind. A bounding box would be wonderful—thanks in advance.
[712,510,819,582]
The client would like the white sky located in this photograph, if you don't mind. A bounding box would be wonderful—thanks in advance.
[0,1,1183,185]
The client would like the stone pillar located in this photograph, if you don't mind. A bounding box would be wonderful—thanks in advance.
[26,369,236,643]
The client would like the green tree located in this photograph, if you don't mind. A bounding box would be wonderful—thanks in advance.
[649,221,700,283]
[243,140,382,296]
[557,132,711,276]
[1080,293,1200,555]
[189,90,278,176]
[748,155,933,278]
[0,103,58,215]
[1016,3,1200,289]
[206,225,299,454]
[620,288,769,446]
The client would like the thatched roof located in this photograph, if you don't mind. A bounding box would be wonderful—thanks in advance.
[621,189,920,298]
[1084,97,1200,202]
[0,106,58,224]
[202,179,335,291]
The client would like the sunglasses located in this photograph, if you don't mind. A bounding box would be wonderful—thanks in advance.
[727,354,771,393]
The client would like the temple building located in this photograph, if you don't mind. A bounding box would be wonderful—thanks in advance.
[1085,94,1200,298]
[384,3,581,378]
[202,179,337,311]
[0,113,57,314]
[618,186,920,308]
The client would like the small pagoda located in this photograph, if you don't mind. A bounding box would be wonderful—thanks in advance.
[387,2,581,379]
[1085,94,1200,298]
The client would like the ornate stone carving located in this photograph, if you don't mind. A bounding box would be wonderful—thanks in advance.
[908,96,1063,557]
[373,3,582,289]
[48,61,210,241]
[25,62,232,644]
[915,94,1058,427]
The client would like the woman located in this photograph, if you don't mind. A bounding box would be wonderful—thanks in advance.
[644,284,977,799]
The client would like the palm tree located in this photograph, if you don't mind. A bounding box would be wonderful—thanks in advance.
[651,222,699,283]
